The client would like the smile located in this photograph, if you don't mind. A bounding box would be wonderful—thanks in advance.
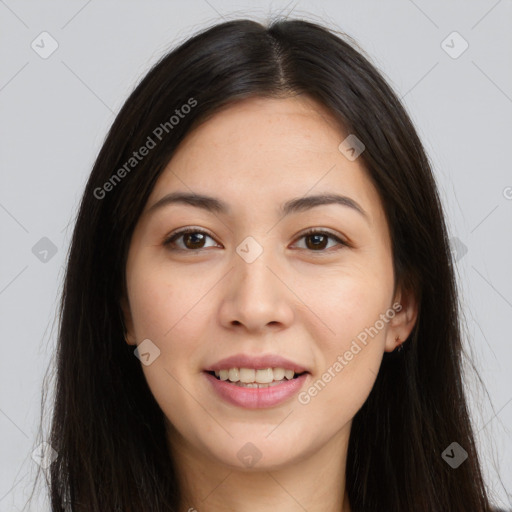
[204,370,309,409]
[212,367,304,384]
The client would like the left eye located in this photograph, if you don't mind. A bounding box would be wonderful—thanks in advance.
[294,229,346,251]
[163,228,347,252]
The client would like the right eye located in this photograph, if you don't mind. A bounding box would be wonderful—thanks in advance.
[163,228,220,251]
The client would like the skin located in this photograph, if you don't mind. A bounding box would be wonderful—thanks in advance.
[122,95,418,512]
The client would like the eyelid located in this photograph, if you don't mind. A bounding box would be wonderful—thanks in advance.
[162,226,219,248]
[163,227,350,252]
[297,227,349,246]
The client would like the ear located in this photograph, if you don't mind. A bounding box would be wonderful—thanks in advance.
[120,295,136,346]
[384,284,418,352]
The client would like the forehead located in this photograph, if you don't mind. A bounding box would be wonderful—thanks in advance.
[146,96,384,228]
[172,96,348,167]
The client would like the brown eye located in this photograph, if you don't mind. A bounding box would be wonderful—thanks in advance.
[182,232,207,249]
[163,228,218,251]
[163,228,347,253]
[304,233,329,250]
[294,229,347,252]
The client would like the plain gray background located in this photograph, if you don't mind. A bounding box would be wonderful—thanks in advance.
[0,0,511,509]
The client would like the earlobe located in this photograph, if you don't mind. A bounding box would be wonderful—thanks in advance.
[385,286,419,352]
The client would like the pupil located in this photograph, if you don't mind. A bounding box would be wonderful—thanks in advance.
[185,233,205,249]
[307,234,327,250]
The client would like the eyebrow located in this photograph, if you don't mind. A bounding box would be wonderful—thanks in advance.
[146,191,370,223]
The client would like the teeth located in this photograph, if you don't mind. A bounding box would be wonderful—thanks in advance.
[273,367,285,380]
[213,367,299,383]
[255,368,273,384]
[284,369,294,380]
[228,368,239,382]
[240,368,255,383]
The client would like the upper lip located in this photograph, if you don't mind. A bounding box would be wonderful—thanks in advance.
[204,353,310,374]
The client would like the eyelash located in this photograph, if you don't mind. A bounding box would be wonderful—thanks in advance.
[162,227,348,253]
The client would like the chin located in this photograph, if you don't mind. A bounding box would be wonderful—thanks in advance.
[198,433,310,472]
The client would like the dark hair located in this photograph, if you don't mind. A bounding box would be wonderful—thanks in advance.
[32,16,497,511]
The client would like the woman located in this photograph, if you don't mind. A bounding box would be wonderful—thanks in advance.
[35,17,505,512]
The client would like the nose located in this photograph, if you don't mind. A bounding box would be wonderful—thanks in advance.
[217,247,295,334]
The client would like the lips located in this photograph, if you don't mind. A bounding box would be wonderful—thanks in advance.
[204,353,309,374]
[203,353,310,408]
[203,371,309,409]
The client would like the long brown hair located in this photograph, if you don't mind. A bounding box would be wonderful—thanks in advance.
[33,17,496,511]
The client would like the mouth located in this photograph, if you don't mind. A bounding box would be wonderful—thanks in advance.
[203,369,310,409]
[203,354,311,408]
[205,368,309,388]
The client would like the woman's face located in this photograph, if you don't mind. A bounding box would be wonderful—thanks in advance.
[123,95,416,471]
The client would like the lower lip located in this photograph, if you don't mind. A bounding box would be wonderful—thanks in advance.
[203,372,309,409]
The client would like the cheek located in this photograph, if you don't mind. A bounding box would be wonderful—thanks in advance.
[126,264,209,423]
[297,285,388,431]
[306,262,393,341]
[126,258,217,392]
[300,261,393,399]
[127,259,205,341]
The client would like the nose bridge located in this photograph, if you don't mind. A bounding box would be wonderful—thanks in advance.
[219,233,294,330]
[234,234,279,296]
